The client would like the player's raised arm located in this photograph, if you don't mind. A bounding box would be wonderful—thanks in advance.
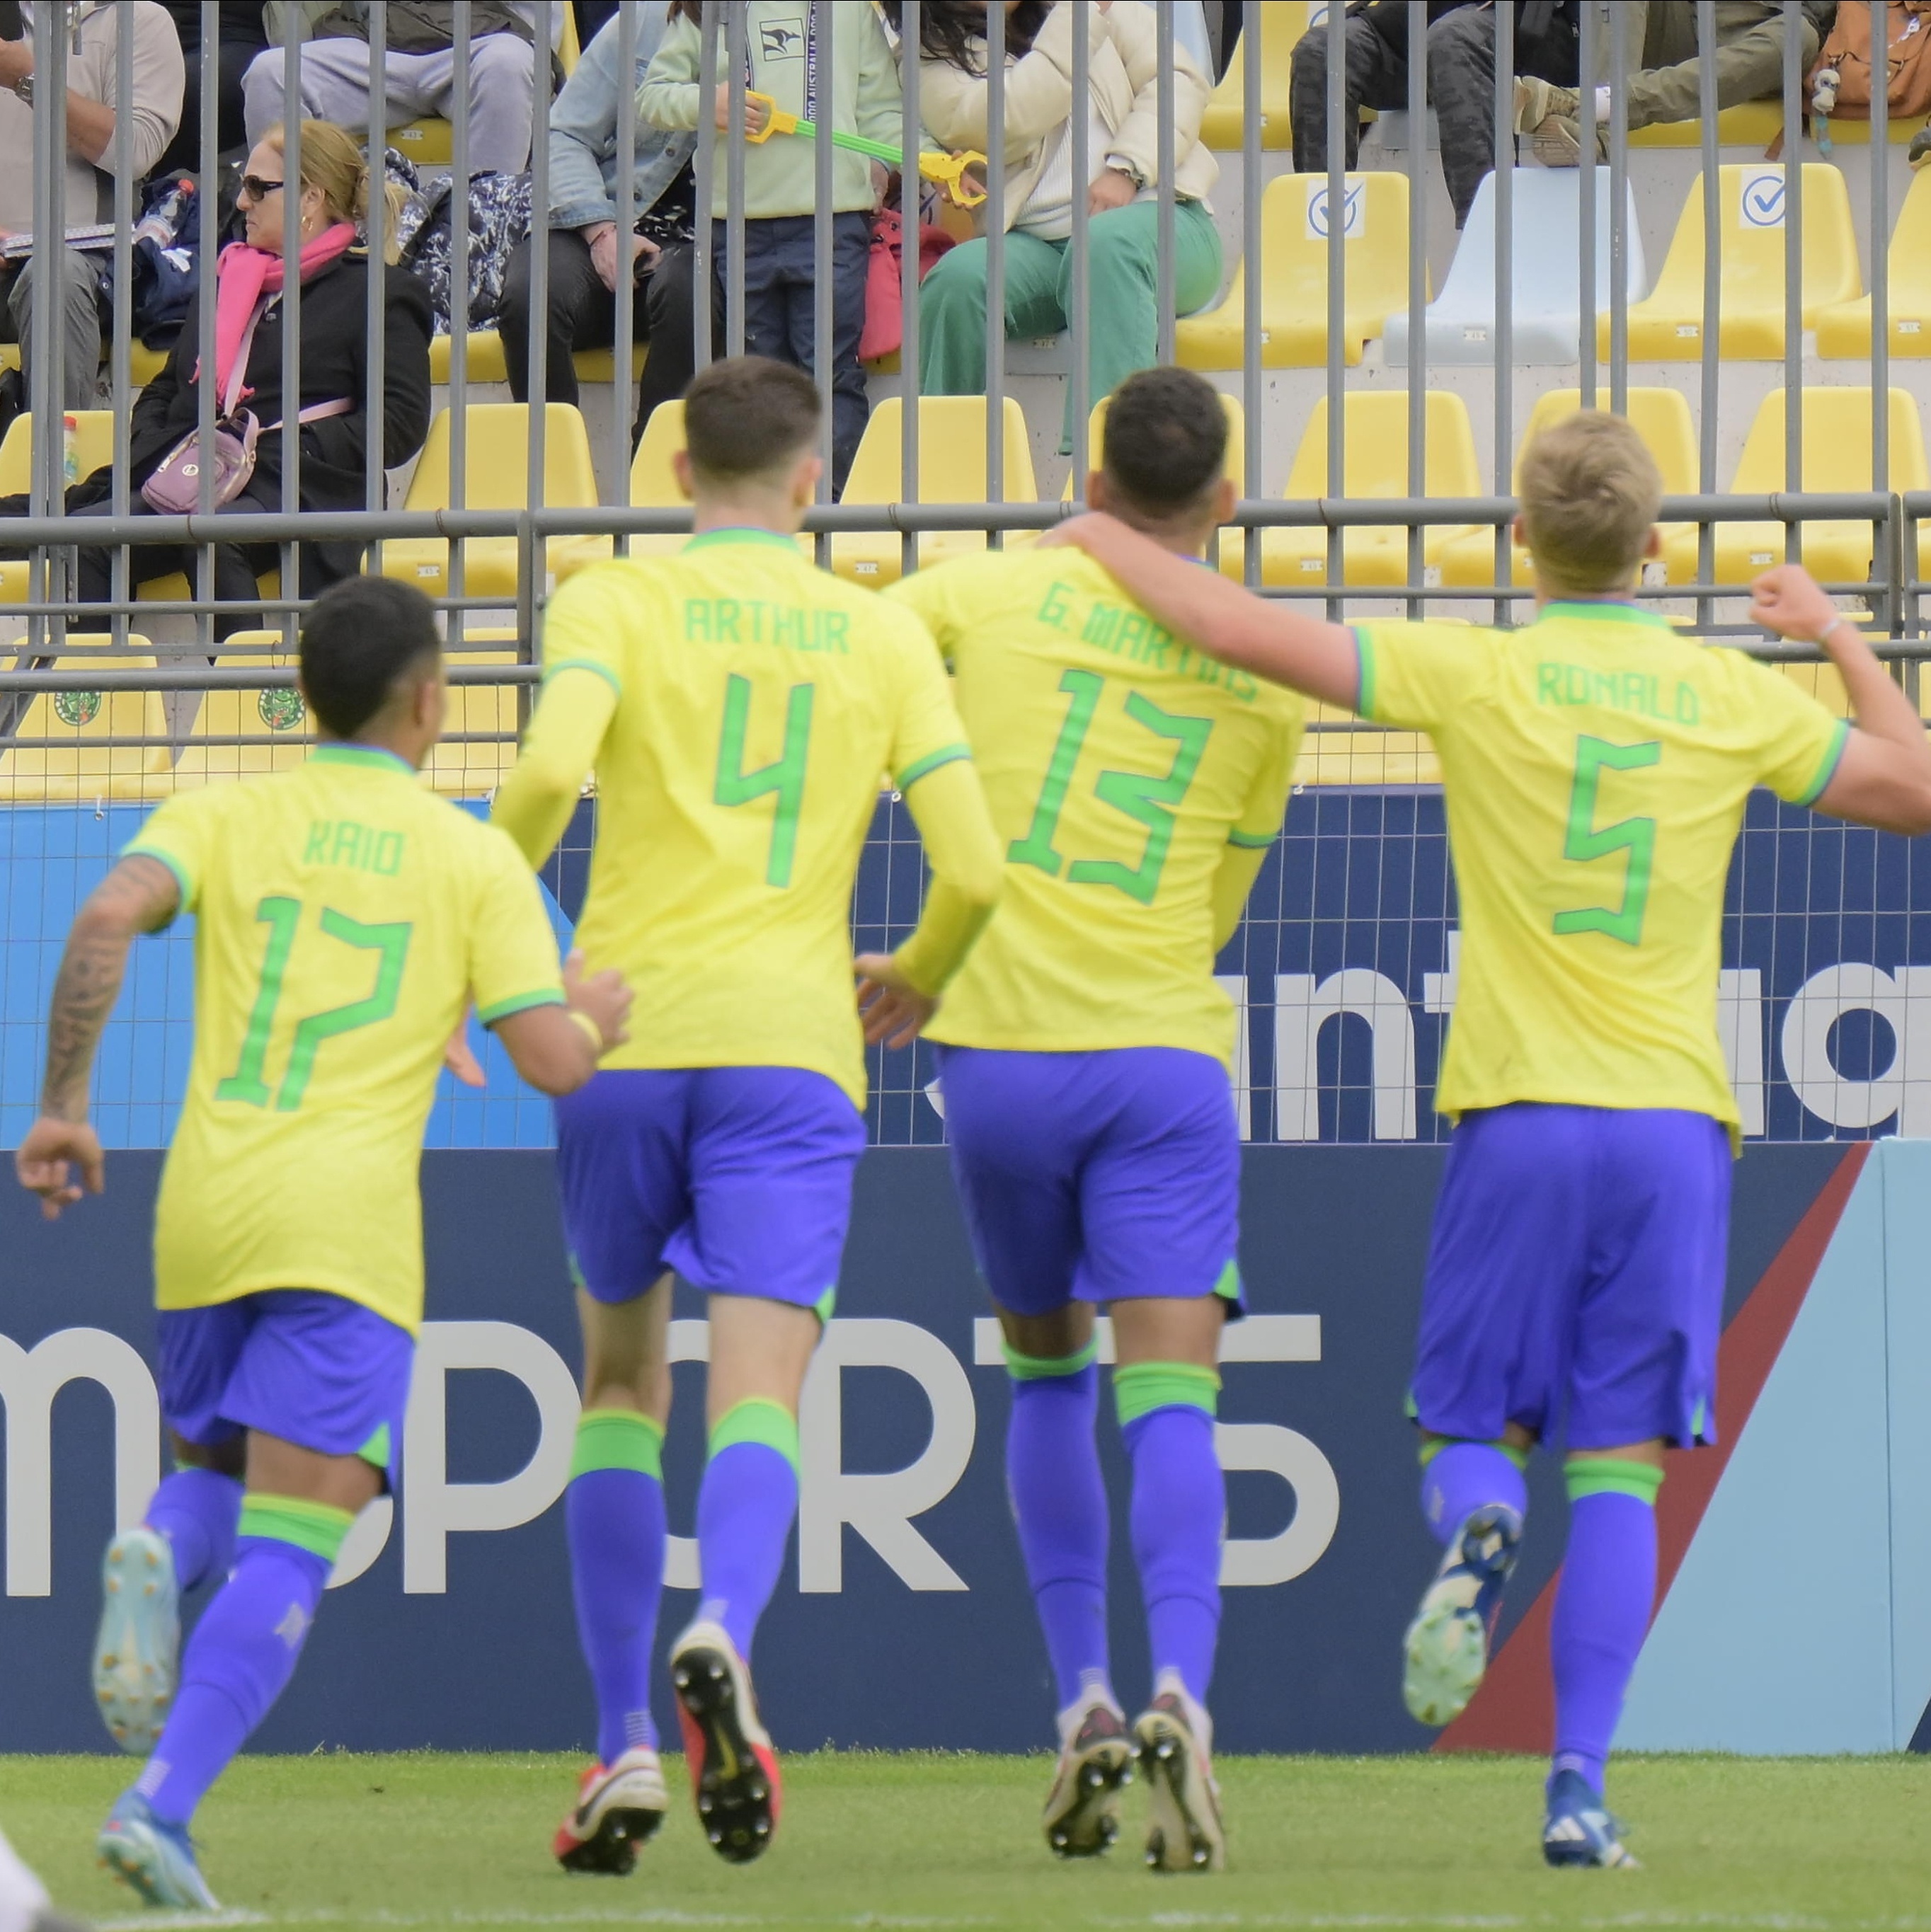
[16,854,181,1217]
[1043,512,1363,711]
[1750,565,1931,836]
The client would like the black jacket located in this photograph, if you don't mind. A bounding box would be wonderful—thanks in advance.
[117,250,434,511]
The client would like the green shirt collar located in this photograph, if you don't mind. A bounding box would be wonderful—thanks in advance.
[1535,599,1671,629]
[684,527,800,552]
[314,742,417,777]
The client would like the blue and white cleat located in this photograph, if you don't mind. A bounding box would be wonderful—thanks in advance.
[1401,1504,1522,1727]
[1542,1768,1639,1868]
[94,1526,179,1756]
[97,1790,219,1910]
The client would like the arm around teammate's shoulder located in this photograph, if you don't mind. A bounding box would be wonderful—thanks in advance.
[1751,565,1931,837]
[1042,514,1361,711]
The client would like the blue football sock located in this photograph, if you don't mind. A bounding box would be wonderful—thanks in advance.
[694,1401,799,1661]
[1117,1364,1225,1708]
[1419,1439,1529,1546]
[138,1497,347,1827]
[144,1467,243,1592]
[1549,1461,1662,1798]
[566,1410,666,1764]
[1004,1344,1111,1713]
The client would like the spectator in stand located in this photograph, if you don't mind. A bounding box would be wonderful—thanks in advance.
[63,122,432,636]
[242,3,557,177]
[0,1,185,410]
[1515,1,1835,162]
[1293,0,1581,229]
[159,3,269,173]
[641,0,903,493]
[499,6,704,452]
[900,0,1219,455]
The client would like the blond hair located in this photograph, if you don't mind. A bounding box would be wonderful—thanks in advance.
[262,121,407,263]
[1518,410,1663,594]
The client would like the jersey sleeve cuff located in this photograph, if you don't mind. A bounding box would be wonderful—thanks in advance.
[1227,827,1276,850]
[1351,625,1377,720]
[122,844,192,924]
[1794,718,1851,807]
[895,742,973,790]
[476,989,567,1028]
[542,657,623,698]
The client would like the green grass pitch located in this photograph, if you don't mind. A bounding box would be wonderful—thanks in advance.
[4,1751,1929,1929]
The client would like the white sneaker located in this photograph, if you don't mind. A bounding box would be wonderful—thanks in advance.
[93,1527,179,1756]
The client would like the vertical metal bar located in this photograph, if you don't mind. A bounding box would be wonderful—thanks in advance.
[725,0,746,355]
[694,0,716,370]
[1871,0,1891,634]
[1156,4,1176,363]
[1608,0,1629,415]
[1697,0,1719,633]
[813,0,835,544]
[1782,0,1801,563]
[1491,0,1513,620]
[1324,0,1343,617]
[1243,0,1263,590]
[194,0,219,658]
[985,0,1006,546]
[280,38,303,648]
[364,1,388,595]
[899,0,920,580]
[612,0,638,510]
[527,0,553,573]
[25,1,67,658]
[1577,0,1595,408]
[450,1,472,652]
[1069,0,1091,503]
[108,6,136,650]
[1404,0,1425,616]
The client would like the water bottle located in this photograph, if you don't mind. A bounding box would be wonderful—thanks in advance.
[62,413,78,489]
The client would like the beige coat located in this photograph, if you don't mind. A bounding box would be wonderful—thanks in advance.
[912,1,1217,234]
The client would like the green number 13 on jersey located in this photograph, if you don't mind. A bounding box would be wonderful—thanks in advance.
[1553,734,1661,947]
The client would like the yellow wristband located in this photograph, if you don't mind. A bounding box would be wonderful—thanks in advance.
[568,1008,604,1054]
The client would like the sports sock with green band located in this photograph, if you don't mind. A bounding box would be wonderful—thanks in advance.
[1003,1340,1112,1715]
[139,1494,355,1826]
[1549,1457,1663,1798]
[143,1466,243,1592]
[566,1408,665,1764]
[1419,1439,1530,1546]
[1116,1362,1223,1706]
[695,1398,799,1660]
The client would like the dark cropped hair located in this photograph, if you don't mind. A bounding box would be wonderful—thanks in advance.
[1101,367,1230,519]
[299,576,441,740]
[881,0,1053,73]
[683,355,822,483]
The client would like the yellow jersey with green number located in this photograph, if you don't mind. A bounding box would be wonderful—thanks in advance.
[886,549,1305,1068]
[537,530,975,1108]
[1353,602,1848,1129]
[126,746,566,1331]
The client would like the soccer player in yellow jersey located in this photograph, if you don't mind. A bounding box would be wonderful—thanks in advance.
[883,369,1305,1874]
[1050,409,1931,1868]
[490,356,1003,1870]
[13,579,630,1912]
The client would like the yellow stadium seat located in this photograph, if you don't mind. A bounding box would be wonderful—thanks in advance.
[828,396,1038,585]
[1259,391,1482,588]
[1660,387,1928,588]
[549,401,692,582]
[377,403,601,599]
[0,648,170,803]
[427,649,522,797]
[1439,387,1699,588]
[429,331,508,384]
[0,412,118,605]
[1198,1,1311,151]
[1608,163,1860,360]
[170,652,312,788]
[1627,100,1926,148]
[1817,168,1931,358]
[1177,172,1416,369]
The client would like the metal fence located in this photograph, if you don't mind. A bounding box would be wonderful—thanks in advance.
[4,0,1930,1148]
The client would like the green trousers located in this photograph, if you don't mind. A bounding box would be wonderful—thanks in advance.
[918,197,1223,452]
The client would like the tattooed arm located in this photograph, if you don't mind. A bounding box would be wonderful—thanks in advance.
[16,857,181,1219]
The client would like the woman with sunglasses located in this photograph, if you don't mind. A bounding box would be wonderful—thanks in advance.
[64,119,433,638]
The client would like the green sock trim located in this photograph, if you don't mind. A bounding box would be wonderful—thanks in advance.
[709,1397,800,1473]
[1002,1338,1099,1381]
[571,1408,665,1481]
[1418,1436,1531,1473]
[1566,1456,1664,1505]
[1113,1361,1220,1427]
[237,1494,356,1563]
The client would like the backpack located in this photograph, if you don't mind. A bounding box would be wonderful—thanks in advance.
[394,168,534,338]
[1809,0,1931,143]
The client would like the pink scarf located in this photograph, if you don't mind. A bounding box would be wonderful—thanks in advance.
[206,221,359,400]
